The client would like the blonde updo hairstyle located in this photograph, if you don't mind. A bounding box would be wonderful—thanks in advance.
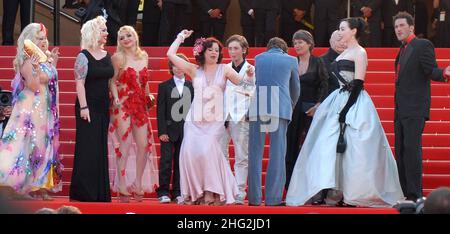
[80,16,107,50]
[13,23,49,72]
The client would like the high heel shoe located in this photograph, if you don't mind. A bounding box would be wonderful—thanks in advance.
[118,191,131,203]
[133,191,144,202]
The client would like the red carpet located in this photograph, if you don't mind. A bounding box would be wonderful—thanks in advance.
[11,198,398,214]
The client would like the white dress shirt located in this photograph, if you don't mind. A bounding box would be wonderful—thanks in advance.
[173,75,185,96]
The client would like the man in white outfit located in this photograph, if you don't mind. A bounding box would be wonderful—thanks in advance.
[221,34,255,205]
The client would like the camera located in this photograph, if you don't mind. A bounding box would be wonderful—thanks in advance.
[0,91,12,107]
[393,197,426,214]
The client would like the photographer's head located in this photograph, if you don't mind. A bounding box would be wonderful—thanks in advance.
[424,187,450,214]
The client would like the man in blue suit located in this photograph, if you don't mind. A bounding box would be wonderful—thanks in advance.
[248,37,300,206]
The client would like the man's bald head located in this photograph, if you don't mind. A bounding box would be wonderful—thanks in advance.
[329,30,346,54]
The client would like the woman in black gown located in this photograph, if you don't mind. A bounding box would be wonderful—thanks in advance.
[69,16,113,202]
[285,30,328,190]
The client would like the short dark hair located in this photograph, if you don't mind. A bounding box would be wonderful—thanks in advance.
[226,34,249,58]
[393,12,415,26]
[195,37,223,66]
[292,30,315,52]
[266,37,288,53]
[424,187,450,214]
[168,53,189,75]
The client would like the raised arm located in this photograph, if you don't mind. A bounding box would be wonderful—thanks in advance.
[166,30,197,78]
[20,55,41,93]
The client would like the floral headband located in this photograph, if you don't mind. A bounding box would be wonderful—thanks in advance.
[193,37,207,56]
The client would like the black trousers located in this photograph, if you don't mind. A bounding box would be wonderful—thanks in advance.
[121,0,139,26]
[156,136,182,198]
[200,19,226,42]
[394,116,426,201]
[254,9,278,47]
[142,22,160,46]
[158,2,191,46]
[242,24,255,47]
[2,0,31,45]
[314,18,339,47]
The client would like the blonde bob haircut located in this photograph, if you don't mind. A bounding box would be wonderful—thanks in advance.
[80,16,107,50]
[13,23,49,72]
[116,25,148,68]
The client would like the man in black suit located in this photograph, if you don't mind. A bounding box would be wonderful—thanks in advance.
[252,0,279,47]
[320,30,346,97]
[198,0,231,42]
[312,0,346,47]
[156,54,194,204]
[279,0,312,47]
[2,0,31,45]
[351,0,382,47]
[382,0,413,47]
[239,0,255,47]
[159,0,192,46]
[142,0,162,46]
[393,12,450,201]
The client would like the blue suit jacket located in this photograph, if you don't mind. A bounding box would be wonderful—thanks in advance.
[249,48,300,121]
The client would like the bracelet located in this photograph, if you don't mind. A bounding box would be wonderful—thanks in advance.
[80,106,88,110]
[177,33,186,43]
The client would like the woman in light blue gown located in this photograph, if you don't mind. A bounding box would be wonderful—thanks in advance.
[286,17,405,207]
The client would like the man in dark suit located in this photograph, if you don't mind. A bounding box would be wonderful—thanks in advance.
[393,12,450,201]
[2,0,31,45]
[198,0,231,42]
[320,30,346,96]
[142,0,162,46]
[156,54,194,204]
[351,0,382,47]
[252,0,280,47]
[312,0,346,47]
[382,0,413,47]
[239,0,255,47]
[159,0,192,46]
[279,0,312,47]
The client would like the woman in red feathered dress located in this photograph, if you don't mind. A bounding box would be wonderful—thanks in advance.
[108,26,158,202]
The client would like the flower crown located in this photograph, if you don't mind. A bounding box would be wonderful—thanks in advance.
[193,38,207,56]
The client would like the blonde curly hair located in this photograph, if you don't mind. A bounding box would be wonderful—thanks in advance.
[80,16,107,50]
[13,23,48,72]
[116,25,148,68]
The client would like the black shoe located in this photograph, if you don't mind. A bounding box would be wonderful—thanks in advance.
[248,203,261,206]
[336,200,356,207]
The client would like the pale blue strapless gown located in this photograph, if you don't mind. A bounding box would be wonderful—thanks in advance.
[286,60,405,207]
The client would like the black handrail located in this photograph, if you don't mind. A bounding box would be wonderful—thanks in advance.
[53,0,60,45]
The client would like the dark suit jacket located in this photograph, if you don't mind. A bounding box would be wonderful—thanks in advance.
[395,37,447,120]
[320,48,341,95]
[382,0,413,28]
[198,0,231,22]
[239,0,254,26]
[280,0,311,25]
[157,78,194,142]
[313,0,346,21]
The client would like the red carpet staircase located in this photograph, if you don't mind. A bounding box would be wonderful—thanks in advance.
[1,46,450,201]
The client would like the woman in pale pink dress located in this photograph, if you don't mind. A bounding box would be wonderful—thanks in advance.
[166,30,254,205]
